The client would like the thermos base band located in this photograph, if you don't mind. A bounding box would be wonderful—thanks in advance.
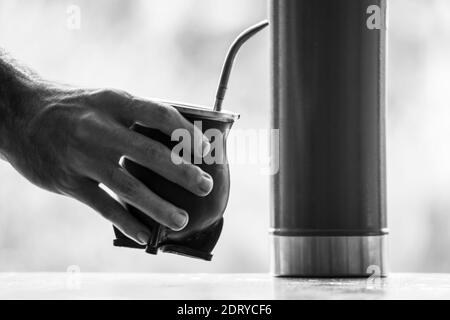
[270,235,388,278]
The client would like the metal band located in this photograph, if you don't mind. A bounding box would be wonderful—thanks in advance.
[150,99,240,122]
[270,235,388,277]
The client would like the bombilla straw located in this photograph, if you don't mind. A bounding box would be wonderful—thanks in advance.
[213,20,269,112]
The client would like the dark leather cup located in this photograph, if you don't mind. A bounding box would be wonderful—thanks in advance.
[113,102,239,261]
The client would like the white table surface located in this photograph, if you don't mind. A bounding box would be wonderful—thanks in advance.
[1,273,450,300]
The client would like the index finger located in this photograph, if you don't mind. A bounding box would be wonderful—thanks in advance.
[128,98,210,159]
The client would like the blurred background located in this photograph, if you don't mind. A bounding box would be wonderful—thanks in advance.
[0,0,449,273]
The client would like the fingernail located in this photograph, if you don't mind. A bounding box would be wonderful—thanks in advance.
[198,172,214,195]
[137,232,150,245]
[202,139,211,156]
[170,210,189,231]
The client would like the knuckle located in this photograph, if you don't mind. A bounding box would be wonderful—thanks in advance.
[110,170,139,197]
[180,164,201,187]
[70,111,120,153]
[72,111,101,142]
[102,208,122,223]
[103,166,117,181]
[143,142,161,161]
[150,206,165,220]
[153,103,177,124]
[87,88,133,116]
[89,88,131,103]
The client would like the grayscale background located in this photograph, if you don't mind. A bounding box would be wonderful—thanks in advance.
[0,0,449,273]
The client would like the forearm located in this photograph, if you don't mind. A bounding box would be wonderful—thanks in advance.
[0,50,45,160]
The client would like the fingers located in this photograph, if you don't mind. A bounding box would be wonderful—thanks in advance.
[127,98,210,158]
[101,167,189,231]
[71,180,151,245]
[118,128,213,197]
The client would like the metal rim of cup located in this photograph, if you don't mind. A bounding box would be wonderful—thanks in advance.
[153,99,240,123]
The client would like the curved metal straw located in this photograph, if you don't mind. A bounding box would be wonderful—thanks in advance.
[214,20,269,112]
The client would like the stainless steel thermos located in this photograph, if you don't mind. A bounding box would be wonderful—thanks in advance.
[269,0,388,277]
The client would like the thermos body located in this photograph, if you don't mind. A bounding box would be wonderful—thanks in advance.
[270,0,388,277]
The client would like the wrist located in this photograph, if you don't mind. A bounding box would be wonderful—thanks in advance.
[0,50,48,157]
[0,76,47,159]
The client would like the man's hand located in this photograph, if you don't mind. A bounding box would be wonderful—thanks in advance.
[0,57,213,245]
